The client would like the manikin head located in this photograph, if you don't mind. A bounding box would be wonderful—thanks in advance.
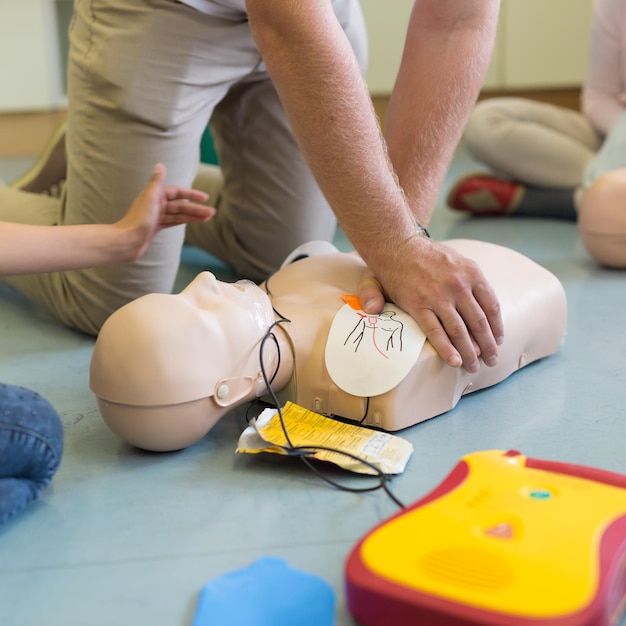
[90,272,291,452]
[578,168,626,268]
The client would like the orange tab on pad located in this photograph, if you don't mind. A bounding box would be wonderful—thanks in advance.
[342,294,363,311]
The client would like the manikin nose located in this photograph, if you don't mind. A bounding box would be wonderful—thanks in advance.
[190,271,221,294]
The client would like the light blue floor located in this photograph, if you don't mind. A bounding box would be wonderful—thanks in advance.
[1,144,626,626]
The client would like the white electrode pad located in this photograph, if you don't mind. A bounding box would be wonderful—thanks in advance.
[325,302,426,397]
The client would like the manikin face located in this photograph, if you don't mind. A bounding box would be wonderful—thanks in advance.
[90,272,275,408]
[181,272,273,333]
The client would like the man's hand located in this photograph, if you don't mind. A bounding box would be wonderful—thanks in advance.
[358,238,503,373]
[115,164,215,260]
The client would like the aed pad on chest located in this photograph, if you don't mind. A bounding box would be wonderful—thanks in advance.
[346,449,626,626]
[325,299,425,397]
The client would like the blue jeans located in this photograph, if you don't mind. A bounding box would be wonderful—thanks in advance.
[0,383,63,525]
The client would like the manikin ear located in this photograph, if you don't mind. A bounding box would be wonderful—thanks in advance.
[212,377,257,408]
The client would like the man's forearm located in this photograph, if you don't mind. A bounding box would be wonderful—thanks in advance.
[247,0,499,274]
[247,0,420,272]
[386,0,501,226]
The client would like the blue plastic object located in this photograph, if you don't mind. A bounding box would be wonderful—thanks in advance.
[192,557,335,626]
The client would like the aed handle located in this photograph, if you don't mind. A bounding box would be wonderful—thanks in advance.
[525,456,626,489]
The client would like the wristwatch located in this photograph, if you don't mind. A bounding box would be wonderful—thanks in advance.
[417,223,431,238]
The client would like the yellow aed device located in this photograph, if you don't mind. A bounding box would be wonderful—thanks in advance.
[345,449,626,626]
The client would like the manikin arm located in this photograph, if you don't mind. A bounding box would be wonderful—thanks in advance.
[0,165,213,276]
[246,0,503,373]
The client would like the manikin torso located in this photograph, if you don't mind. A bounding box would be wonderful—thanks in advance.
[268,239,567,431]
[90,239,567,451]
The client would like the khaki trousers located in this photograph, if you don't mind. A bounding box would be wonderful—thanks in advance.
[0,0,367,335]
[463,97,602,189]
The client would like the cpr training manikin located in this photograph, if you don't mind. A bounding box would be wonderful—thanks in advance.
[90,239,567,452]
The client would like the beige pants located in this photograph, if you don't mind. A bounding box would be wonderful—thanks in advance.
[0,0,367,335]
[464,97,603,189]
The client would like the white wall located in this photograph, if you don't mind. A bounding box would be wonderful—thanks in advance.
[0,0,64,112]
[360,0,595,95]
[498,0,594,88]
[0,0,597,112]
[359,0,414,95]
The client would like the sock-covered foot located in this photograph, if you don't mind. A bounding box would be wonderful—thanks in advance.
[10,121,67,198]
[447,173,524,216]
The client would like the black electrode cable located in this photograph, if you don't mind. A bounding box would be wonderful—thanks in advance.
[257,318,406,510]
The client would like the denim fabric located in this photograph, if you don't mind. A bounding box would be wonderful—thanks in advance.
[0,383,64,525]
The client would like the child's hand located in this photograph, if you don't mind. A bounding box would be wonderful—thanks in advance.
[116,164,215,260]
